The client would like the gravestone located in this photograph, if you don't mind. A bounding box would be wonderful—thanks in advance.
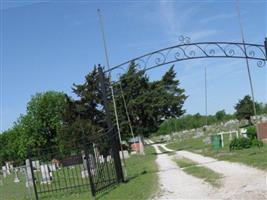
[5,163,10,175]
[203,137,211,145]
[107,155,112,162]
[2,166,7,178]
[120,150,130,159]
[32,160,40,171]
[81,153,96,178]
[48,163,57,172]
[81,153,89,178]
[98,155,104,163]
[0,170,3,186]
[13,168,20,183]
[40,164,52,184]
[9,164,14,171]
[25,159,33,188]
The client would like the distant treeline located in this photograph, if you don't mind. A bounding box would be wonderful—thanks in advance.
[157,100,267,135]
[157,112,235,135]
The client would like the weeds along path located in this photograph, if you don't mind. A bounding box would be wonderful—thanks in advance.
[177,150,267,200]
[150,142,214,200]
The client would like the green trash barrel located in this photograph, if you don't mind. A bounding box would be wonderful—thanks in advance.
[211,135,222,150]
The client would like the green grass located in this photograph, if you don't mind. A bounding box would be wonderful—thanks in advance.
[0,146,158,200]
[174,157,222,187]
[167,136,267,170]
[0,171,29,200]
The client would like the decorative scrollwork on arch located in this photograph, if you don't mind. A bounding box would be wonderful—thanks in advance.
[105,41,266,79]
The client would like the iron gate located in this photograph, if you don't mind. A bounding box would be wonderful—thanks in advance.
[28,130,123,200]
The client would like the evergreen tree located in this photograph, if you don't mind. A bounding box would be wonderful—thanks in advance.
[235,95,254,123]
[114,63,187,137]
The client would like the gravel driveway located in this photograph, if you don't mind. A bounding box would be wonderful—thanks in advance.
[149,141,267,200]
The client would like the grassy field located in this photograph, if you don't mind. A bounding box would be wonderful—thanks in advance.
[167,136,267,170]
[0,146,158,200]
[174,157,222,187]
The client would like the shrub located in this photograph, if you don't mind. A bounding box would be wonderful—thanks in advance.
[251,138,264,149]
[246,126,257,139]
[229,137,252,151]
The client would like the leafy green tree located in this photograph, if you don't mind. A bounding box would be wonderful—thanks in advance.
[215,110,226,122]
[26,91,68,148]
[256,102,267,114]
[234,95,254,122]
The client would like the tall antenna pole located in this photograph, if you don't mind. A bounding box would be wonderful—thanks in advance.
[97,9,122,141]
[205,66,208,126]
[235,0,257,116]
[97,9,127,177]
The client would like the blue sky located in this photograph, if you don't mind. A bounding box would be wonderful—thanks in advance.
[0,0,266,132]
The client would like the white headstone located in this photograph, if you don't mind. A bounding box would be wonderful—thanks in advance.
[5,163,10,175]
[40,164,51,184]
[2,166,7,178]
[107,155,112,162]
[13,169,20,183]
[9,164,14,171]
[25,159,33,188]
[0,170,3,186]
[32,161,40,171]
[48,163,57,172]
[99,155,104,163]
[120,150,130,159]
[81,153,89,178]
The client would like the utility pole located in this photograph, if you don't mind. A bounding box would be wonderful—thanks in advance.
[205,66,208,127]
[235,0,257,116]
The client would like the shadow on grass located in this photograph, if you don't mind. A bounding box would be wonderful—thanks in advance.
[96,169,158,200]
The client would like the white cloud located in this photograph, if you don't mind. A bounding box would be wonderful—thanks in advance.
[200,13,236,24]
[158,1,219,42]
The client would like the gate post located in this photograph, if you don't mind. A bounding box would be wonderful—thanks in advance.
[98,66,124,183]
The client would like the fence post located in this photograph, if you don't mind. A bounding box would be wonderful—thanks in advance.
[27,158,38,200]
[98,66,124,183]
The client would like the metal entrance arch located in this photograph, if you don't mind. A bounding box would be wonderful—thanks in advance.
[95,39,267,197]
[104,40,267,76]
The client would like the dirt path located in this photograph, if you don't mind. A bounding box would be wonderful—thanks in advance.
[150,142,214,199]
[177,150,267,200]
[149,140,267,200]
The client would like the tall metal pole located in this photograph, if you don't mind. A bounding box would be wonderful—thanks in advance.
[205,66,208,126]
[97,9,127,179]
[119,81,135,142]
[98,67,124,183]
[235,0,257,116]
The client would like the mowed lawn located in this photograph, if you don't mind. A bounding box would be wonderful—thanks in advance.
[167,136,267,170]
[0,146,158,200]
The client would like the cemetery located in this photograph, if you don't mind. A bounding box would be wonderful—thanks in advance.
[1,1,267,200]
